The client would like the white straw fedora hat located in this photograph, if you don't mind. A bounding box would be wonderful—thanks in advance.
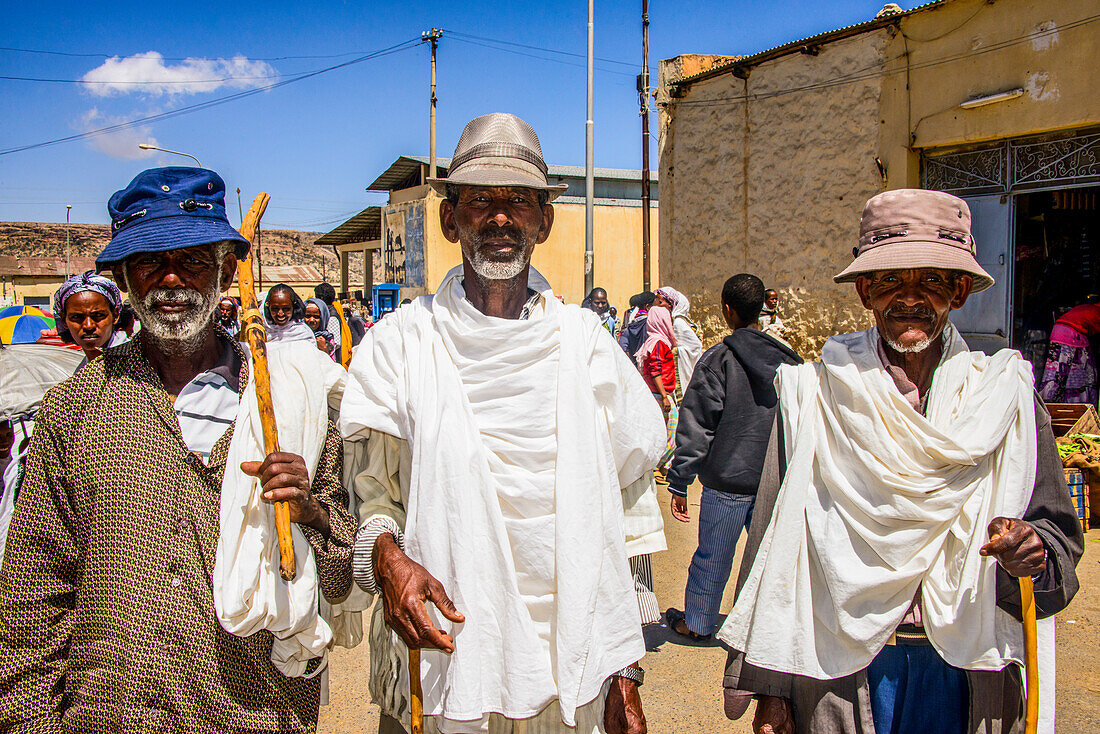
[428,113,569,201]
[834,188,994,293]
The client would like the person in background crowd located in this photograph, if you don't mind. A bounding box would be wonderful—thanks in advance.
[304,297,337,358]
[654,286,703,398]
[53,270,131,366]
[663,274,802,642]
[1038,297,1100,404]
[264,283,316,343]
[722,189,1082,734]
[620,291,655,359]
[584,287,616,334]
[0,166,355,733]
[314,282,353,367]
[216,296,240,337]
[313,283,343,351]
[758,288,786,339]
[636,305,678,414]
[344,304,368,345]
[118,302,140,338]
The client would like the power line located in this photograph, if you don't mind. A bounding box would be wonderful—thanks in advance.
[673,13,1098,107]
[446,36,635,78]
[443,30,636,68]
[0,38,423,157]
[0,46,378,62]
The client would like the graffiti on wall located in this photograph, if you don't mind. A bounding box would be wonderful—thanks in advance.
[382,200,426,287]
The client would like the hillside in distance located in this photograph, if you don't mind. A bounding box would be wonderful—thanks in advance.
[0,221,366,283]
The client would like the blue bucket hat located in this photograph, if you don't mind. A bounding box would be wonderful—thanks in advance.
[96,167,251,270]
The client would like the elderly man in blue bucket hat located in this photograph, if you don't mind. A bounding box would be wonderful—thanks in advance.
[0,167,356,733]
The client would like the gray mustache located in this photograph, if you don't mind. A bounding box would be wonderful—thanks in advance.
[884,306,935,320]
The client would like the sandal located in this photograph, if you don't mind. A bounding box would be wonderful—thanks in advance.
[665,607,709,641]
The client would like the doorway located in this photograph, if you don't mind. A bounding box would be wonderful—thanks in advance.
[1013,186,1099,378]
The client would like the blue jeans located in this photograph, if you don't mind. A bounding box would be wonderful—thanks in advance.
[868,643,969,734]
[683,488,754,636]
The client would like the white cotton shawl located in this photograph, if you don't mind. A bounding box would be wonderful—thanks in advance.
[214,340,347,677]
[340,266,665,726]
[718,326,1037,680]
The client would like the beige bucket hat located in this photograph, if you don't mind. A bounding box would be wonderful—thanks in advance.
[834,188,994,293]
[428,113,569,201]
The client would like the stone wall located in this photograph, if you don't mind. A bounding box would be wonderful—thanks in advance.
[658,31,888,357]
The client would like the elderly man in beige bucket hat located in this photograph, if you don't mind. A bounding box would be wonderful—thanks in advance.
[715,188,1082,734]
[340,113,667,734]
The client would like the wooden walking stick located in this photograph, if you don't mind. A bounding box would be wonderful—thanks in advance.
[1019,575,1039,734]
[409,647,424,734]
[236,192,296,581]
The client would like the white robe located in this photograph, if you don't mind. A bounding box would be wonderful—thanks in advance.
[719,326,1038,680]
[340,267,666,728]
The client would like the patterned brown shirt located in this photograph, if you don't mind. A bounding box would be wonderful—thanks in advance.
[0,335,355,734]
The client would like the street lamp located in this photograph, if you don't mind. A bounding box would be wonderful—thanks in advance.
[65,204,72,279]
[137,143,202,167]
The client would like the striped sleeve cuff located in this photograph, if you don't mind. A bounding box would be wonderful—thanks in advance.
[667,484,688,498]
[352,515,405,595]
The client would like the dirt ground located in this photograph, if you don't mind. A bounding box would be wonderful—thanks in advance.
[320,494,1100,733]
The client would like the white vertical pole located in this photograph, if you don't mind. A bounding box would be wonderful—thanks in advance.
[585,0,595,294]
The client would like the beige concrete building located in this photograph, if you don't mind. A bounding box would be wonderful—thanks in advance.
[657,0,1098,358]
[321,156,659,312]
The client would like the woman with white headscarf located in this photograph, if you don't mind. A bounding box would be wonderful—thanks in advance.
[656,286,703,397]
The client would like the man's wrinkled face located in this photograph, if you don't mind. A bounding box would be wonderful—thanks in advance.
[764,290,779,311]
[855,268,973,353]
[440,186,554,281]
[64,291,116,350]
[115,244,233,343]
[590,290,609,314]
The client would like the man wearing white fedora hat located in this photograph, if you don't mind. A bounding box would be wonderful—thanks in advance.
[341,113,667,734]
[718,189,1082,734]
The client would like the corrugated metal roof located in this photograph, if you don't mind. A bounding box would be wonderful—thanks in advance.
[314,206,382,247]
[262,264,322,282]
[673,1,944,88]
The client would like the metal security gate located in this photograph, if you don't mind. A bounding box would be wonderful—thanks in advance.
[921,128,1100,352]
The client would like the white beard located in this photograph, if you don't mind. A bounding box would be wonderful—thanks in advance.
[882,331,935,354]
[126,274,221,346]
[468,250,528,280]
[466,228,531,281]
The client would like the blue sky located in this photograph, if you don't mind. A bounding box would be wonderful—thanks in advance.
[0,0,922,231]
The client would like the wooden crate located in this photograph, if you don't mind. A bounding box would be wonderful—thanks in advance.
[1047,403,1100,438]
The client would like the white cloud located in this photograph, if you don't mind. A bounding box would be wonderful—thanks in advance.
[82,52,277,97]
[78,107,160,159]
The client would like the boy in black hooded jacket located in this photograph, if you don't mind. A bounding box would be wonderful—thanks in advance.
[665,274,802,640]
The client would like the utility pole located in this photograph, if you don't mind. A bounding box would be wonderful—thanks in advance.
[584,0,595,295]
[423,28,443,180]
[639,0,652,291]
[65,204,72,279]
